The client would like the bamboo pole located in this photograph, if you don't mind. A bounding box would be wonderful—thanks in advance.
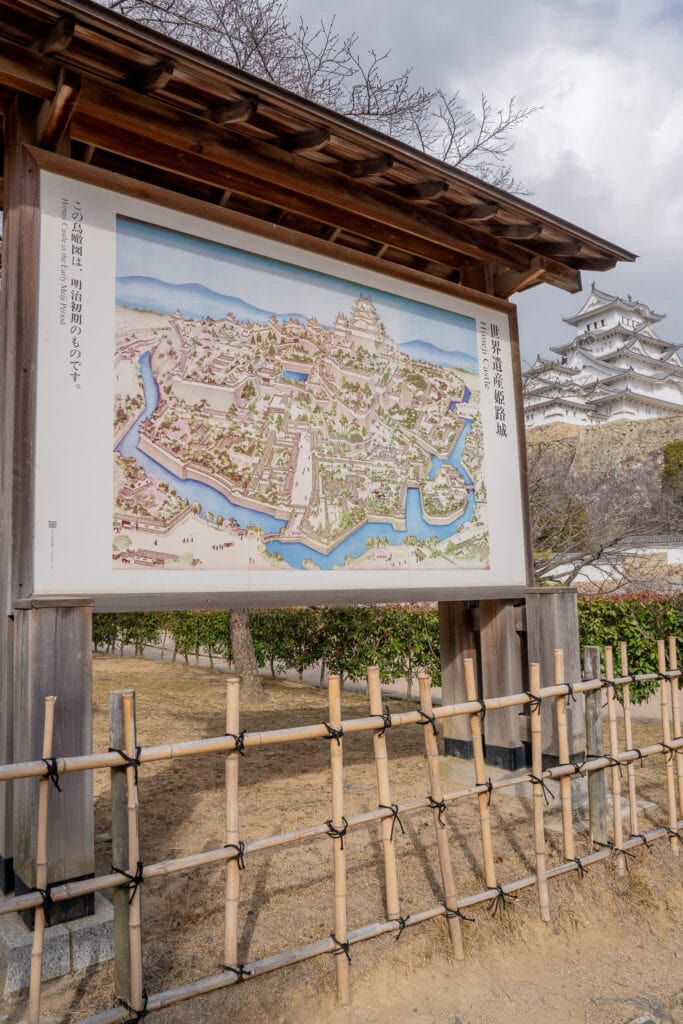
[657,639,679,857]
[604,648,626,876]
[327,673,350,1004]
[619,642,639,837]
[553,649,575,861]
[123,692,145,1012]
[417,672,464,960]
[529,664,550,923]
[28,696,57,1024]
[463,658,496,889]
[668,636,683,820]
[224,675,241,969]
[366,666,400,921]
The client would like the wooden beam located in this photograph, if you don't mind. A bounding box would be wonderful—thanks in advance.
[324,226,341,242]
[490,222,542,239]
[494,256,546,299]
[564,255,617,271]
[397,180,448,200]
[278,126,330,152]
[460,261,495,294]
[217,189,232,208]
[36,67,81,151]
[128,58,174,94]
[447,202,499,221]
[81,143,96,164]
[205,97,258,125]
[32,15,75,56]
[525,239,582,256]
[374,242,389,258]
[335,154,393,178]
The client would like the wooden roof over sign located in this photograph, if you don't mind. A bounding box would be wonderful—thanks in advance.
[0,0,636,302]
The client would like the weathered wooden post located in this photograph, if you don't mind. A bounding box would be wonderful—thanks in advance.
[12,601,95,922]
[438,601,477,760]
[525,587,584,766]
[478,599,525,769]
[583,645,608,847]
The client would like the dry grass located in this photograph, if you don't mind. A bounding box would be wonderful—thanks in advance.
[6,655,683,1024]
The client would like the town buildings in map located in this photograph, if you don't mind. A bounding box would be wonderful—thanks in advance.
[113,291,488,572]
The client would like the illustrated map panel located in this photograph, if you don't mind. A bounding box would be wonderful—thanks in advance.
[113,217,488,573]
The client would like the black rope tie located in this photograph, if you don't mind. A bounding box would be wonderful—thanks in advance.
[600,678,617,709]
[112,861,144,904]
[632,747,645,768]
[377,705,393,737]
[33,884,54,927]
[476,699,487,721]
[657,672,670,682]
[379,803,405,841]
[108,746,142,787]
[529,773,553,805]
[417,709,438,737]
[325,817,349,848]
[570,759,587,778]
[632,833,653,850]
[594,840,635,869]
[664,826,682,843]
[565,682,578,705]
[491,885,516,917]
[630,673,640,688]
[330,933,351,962]
[603,755,623,777]
[115,992,149,1024]
[224,841,246,870]
[427,795,447,828]
[661,742,677,762]
[323,722,344,745]
[571,856,587,878]
[484,777,494,807]
[442,901,475,923]
[225,732,246,755]
[42,757,62,792]
[221,963,252,981]
[395,914,410,940]
[521,691,542,715]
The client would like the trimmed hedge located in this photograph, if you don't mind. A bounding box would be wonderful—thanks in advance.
[93,593,681,703]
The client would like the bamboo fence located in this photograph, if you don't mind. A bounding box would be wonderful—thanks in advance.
[0,638,681,1021]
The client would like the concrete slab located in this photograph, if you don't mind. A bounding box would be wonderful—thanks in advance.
[65,894,114,971]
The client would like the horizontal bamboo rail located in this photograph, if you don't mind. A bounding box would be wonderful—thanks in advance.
[1,671,679,783]
[75,817,683,1024]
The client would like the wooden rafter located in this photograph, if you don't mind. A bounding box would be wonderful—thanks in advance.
[494,256,546,299]
[447,202,499,221]
[32,14,75,56]
[36,66,81,150]
[128,58,174,94]
[334,155,393,178]
[278,127,330,152]
[491,223,542,239]
[205,97,258,125]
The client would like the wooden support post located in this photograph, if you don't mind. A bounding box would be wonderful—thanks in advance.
[438,601,476,759]
[525,588,584,767]
[327,673,350,1004]
[463,659,496,888]
[619,643,639,837]
[110,690,145,1012]
[418,672,464,960]
[668,637,683,820]
[12,601,95,924]
[0,94,41,894]
[657,640,679,857]
[583,646,608,848]
[528,664,550,922]
[553,649,575,862]
[604,648,626,876]
[366,666,400,921]
[224,675,241,968]
[478,600,525,770]
[28,696,57,1024]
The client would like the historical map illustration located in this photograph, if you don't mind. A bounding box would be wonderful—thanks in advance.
[113,217,489,571]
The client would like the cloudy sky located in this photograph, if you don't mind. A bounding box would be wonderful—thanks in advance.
[286,0,683,366]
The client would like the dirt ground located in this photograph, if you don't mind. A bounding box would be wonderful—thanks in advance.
[5,655,683,1024]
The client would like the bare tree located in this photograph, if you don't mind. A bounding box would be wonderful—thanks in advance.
[99,0,535,191]
[527,434,679,593]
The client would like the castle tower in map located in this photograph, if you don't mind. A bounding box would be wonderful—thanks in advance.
[349,295,388,355]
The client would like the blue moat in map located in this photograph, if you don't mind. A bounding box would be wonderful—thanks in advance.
[116,351,476,570]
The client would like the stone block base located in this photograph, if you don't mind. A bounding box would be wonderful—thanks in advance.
[0,893,114,997]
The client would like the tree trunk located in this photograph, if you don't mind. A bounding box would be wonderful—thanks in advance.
[230,609,267,700]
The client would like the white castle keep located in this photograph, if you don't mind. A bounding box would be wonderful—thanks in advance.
[523,285,683,427]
